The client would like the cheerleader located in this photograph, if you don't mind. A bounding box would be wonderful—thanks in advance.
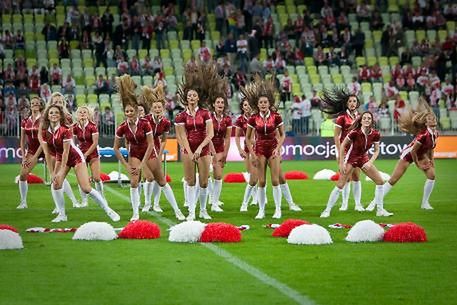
[241,76,285,219]
[366,99,438,210]
[40,104,120,222]
[141,83,185,219]
[73,106,104,207]
[40,92,81,210]
[235,98,259,211]
[320,111,393,218]
[208,75,232,212]
[320,87,364,211]
[113,75,184,221]
[17,97,45,209]
[175,62,215,220]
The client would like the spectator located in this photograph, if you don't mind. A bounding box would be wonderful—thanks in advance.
[165,92,176,121]
[141,55,154,75]
[198,41,212,63]
[406,73,416,91]
[40,66,49,85]
[94,74,110,95]
[40,83,52,102]
[50,63,62,86]
[29,75,41,94]
[15,30,25,49]
[58,38,70,59]
[393,94,406,122]
[117,56,129,75]
[224,32,237,64]
[442,78,455,108]
[274,54,286,74]
[94,33,107,68]
[41,22,58,41]
[280,70,292,108]
[62,74,76,95]
[101,106,115,136]
[4,64,15,82]
[370,63,383,82]
[236,34,249,73]
[249,53,263,75]
[16,82,29,97]
[301,94,312,134]
[384,80,399,99]
[130,55,141,75]
[370,10,384,30]
[365,95,379,116]
[358,65,371,82]
[152,56,163,74]
[262,16,274,49]
[347,77,361,95]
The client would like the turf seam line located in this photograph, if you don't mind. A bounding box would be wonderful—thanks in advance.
[104,185,316,305]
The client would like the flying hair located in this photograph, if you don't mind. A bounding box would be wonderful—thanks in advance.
[142,83,166,110]
[319,86,360,118]
[240,74,277,113]
[177,60,215,108]
[116,74,138,110]
[398,97,436,135]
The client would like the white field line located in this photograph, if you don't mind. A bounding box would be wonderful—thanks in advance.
[104,185,316,305]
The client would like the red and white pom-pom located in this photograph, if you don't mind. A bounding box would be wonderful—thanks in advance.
[0,224,19,233]
[284,171,308,180]
[313,169,336,180]
[200,223,242,243]
[118,220,161,239]
[73,222,117,241]
[346,220,385,242]
[272,219,311,238]
[169,221,206,243]
[99,172,111,182]
[287,224,333,245]
[223,173,246,183]
[0,229,23,250]
[15,174,44,184]
[383,222,427,243]
[330,172,340,181]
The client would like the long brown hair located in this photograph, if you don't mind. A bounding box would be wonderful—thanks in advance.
[116,74,138,110]
[349,111,375,131]
[42,104,68,130]
[320,86,360,118]
[240,74,277,113]
[398,97,436,135]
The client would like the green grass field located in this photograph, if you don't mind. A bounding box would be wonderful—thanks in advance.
[1,160,456,305]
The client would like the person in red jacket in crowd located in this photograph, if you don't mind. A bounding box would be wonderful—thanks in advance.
[366,99,438,210]
[174,62,214,221]
[358,64,371,82]
[73,106,104,207]
[320,111,393,218]
[41,104,120,223]
[241,75,285,219]
[17,97,45,209]
[320,87,365,212]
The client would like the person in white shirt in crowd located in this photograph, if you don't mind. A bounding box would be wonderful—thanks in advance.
[290,95,303,134]
[61,74,76,95]
[384,80,399,99]
[442,78,455,108]
[236,34,249,73]
[280,70,292,108]
[347,76,361,96]
[300,94,312,134]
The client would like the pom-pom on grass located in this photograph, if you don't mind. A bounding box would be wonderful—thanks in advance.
[287,224,333,245]
[200,223,242,243]
[223,173,246,183]
[383,222,427,243]
[284,171,308,180]
[99,173,111,182]
[0,224,19,233]
[272,219,310,238]
[118,220,161,239]
[330,172,340,181]
[73,222,117,241]
[169,221,206,243]
[0,229,23,250]
[346,220,385,242]
[313,169,336,180]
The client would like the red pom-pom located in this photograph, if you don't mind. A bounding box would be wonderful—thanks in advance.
[118,220,161,239]
[223,173,246,183]
[27,173,44,184]
[200,223,242,242]
[284,171,308,180]
[100,173,111,182]
[383,222,427,243]
[166,175,172,182]
[330,172,340,181]
[0,224,19,233]
[272,219,310,237]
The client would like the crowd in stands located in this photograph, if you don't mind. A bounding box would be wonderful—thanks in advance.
[1,0,457,137]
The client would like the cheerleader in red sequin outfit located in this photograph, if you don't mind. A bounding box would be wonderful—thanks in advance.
[366,99,438,210]
[207,75,232,213]
[41,104,120,223]
[241,76,285,219]
[140,84,185,220]
[320,112,393,218]
[39,92,81,210]
[320,88,364,212]
[17,97,45,209]
[175,62,214,221]
[73,106,104,207]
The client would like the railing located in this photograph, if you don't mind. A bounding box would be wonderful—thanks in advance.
[0,112,21,137]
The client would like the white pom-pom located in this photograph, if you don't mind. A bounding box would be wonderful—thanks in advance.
[73,222,117,241]
[287,224,333,245]
[346,220,385,242]
[107,171,129,182]
[313,169,336,180]
[365,171,390,182]
[169,221,206,243]
[0,229,24,250]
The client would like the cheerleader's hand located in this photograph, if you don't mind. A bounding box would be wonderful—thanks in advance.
[22,158,32,169]
[239,149,247,159]
[251,155,259,167]
[339,162,346,175]
[193,147,202,161]
[271,149,280,159]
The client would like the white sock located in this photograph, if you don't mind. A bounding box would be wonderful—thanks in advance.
[162,183,179,211]
[88,189,109,211]
[352,181,362,206]
[279,183,293,205]
[187,185,197,212]
[383,182,393,197]
[183,180,188,204]
[130,187,140,215]
[242,184,255,205]
[63,178,78,205]
[272,185,282,210]
[250,185,258,204]
[207,177,214,199]
[19,180,28,204]
[95,180,104,198]
[152,181,162,206]
[375,184,384,211]
[258,186,266,211]
[51,186,66,215]
[199,187,208,211]
[212,179,222,205]
[143,181,152,206]
[79,184,88,203]
[342,182,350,206]
[195,179,200,203]
[325,187,342,210]
[422,179,435,205]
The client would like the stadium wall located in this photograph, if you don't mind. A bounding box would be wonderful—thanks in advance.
[2,136,456,164]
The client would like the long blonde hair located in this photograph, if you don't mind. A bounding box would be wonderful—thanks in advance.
[398,97,436,135]
[116,74,138,110]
